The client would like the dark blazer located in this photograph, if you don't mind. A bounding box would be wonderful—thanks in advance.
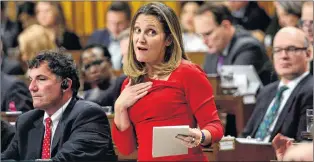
[1,97,117,161]
[203,27,273,85]
[58,31,82,50]
[241,74,313,142]
[1,120,15,152]
[87,29,111,47]
[1,57,24,75]
[231,2,271,32]
[1,72,33,112]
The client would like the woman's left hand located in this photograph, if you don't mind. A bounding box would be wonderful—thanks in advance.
[175,128,202,148]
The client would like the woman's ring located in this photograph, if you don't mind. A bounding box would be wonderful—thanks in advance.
[191,137,195,143]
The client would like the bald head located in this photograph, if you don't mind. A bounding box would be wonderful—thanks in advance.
[274,27,308,47]
[273,27,311,83]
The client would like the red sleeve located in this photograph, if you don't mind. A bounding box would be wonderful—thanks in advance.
[182,64,224,143]
[111,78,137,155]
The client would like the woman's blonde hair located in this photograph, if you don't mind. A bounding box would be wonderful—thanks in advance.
[18,24,56,69]
[36,1,67,46]
[124,2,188,84]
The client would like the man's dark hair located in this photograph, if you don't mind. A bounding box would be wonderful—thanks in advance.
[82,44,111,62]
[108,1,131,21]
[28,50,80,96]
[196,3,233,25]
[17,2,36,17]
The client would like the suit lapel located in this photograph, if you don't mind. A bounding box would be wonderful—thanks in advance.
[29,116,45,158]
[51,97,78,156]
[252,84,278,136]
[271,75,310,139]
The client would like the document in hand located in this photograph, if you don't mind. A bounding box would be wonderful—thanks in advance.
[152,125,189,158]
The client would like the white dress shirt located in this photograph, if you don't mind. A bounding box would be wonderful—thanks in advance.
[263,72,309,142]
[43,97,72,146]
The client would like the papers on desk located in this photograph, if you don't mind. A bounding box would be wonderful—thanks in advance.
[236,138,271,145]
[152,125,189,158]
[5,111,22,115]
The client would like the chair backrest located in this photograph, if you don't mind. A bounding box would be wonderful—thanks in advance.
[65,50,83,66]
[186,52,206,68]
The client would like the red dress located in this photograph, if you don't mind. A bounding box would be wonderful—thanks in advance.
[112,60,224,161]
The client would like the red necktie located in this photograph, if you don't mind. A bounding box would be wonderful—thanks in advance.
[41,117,52,159]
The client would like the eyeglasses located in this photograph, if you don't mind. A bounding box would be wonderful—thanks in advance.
[273,46,308,56]
[82,59,105,71]
[299,20,313,29]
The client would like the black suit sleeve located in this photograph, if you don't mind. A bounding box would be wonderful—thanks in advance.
[1,120,15,152]
[2,81,33,112]
[1,118,20,160]
[52,104,115,161]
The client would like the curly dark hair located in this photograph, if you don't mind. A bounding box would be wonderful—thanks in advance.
[28,50,80,96]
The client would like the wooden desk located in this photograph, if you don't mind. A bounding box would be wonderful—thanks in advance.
[1,112,21,123]
[217,139,276,161]
[215,95,254,136]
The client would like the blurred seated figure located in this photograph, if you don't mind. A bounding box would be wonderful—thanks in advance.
[272,133,313,161]
[242,27,313,142]
[1,71,33,112]
[36,2,81,50]
[81,44,116,107]
[1,120,15,152]
[264,1,303,48]
[87,2,131,70]
[180,1,208,52]
[1,1,19,48]
[18,24,56,73]
[299,1,313,74]
[1,40,24,75]
[226,1,270,32]
[17,2,37,30]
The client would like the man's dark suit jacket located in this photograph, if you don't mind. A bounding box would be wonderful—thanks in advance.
[87,29,111,47]
[241,74,313,142]
[1,57,24,75]
[1,72,33,112]
[1,120,15,152]
[203,27,274,86]
[1,97,117,161]
[231,1,271,32]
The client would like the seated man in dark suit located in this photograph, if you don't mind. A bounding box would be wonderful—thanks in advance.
[2,51,116,161]
[1,72,33,112]
[194,3,273,86]
[242,27,313,142]
[87,1,131,70]
[194,3,274,136]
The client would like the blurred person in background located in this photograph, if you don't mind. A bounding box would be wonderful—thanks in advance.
[1,1,20,49]
[180,1,208,52]
[36,1,81,50]
[87,1,131,70]
[17,2,37,31]
[18,24,56,73]
[300,1,313,74]
[226,1,270,32]
[264,1,303,48]
[80,44,116,107]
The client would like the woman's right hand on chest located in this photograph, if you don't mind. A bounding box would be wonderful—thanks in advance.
[115,81,153,112]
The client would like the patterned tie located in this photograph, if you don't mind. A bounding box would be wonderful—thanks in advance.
[255,86,289,140]
[41,117,52,159]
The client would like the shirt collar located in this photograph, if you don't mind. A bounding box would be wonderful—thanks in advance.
[43,97,72,125]
[222,41,231,56]
[278,71,310,90]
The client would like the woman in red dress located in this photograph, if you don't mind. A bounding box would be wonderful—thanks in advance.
[112,2,224,161]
